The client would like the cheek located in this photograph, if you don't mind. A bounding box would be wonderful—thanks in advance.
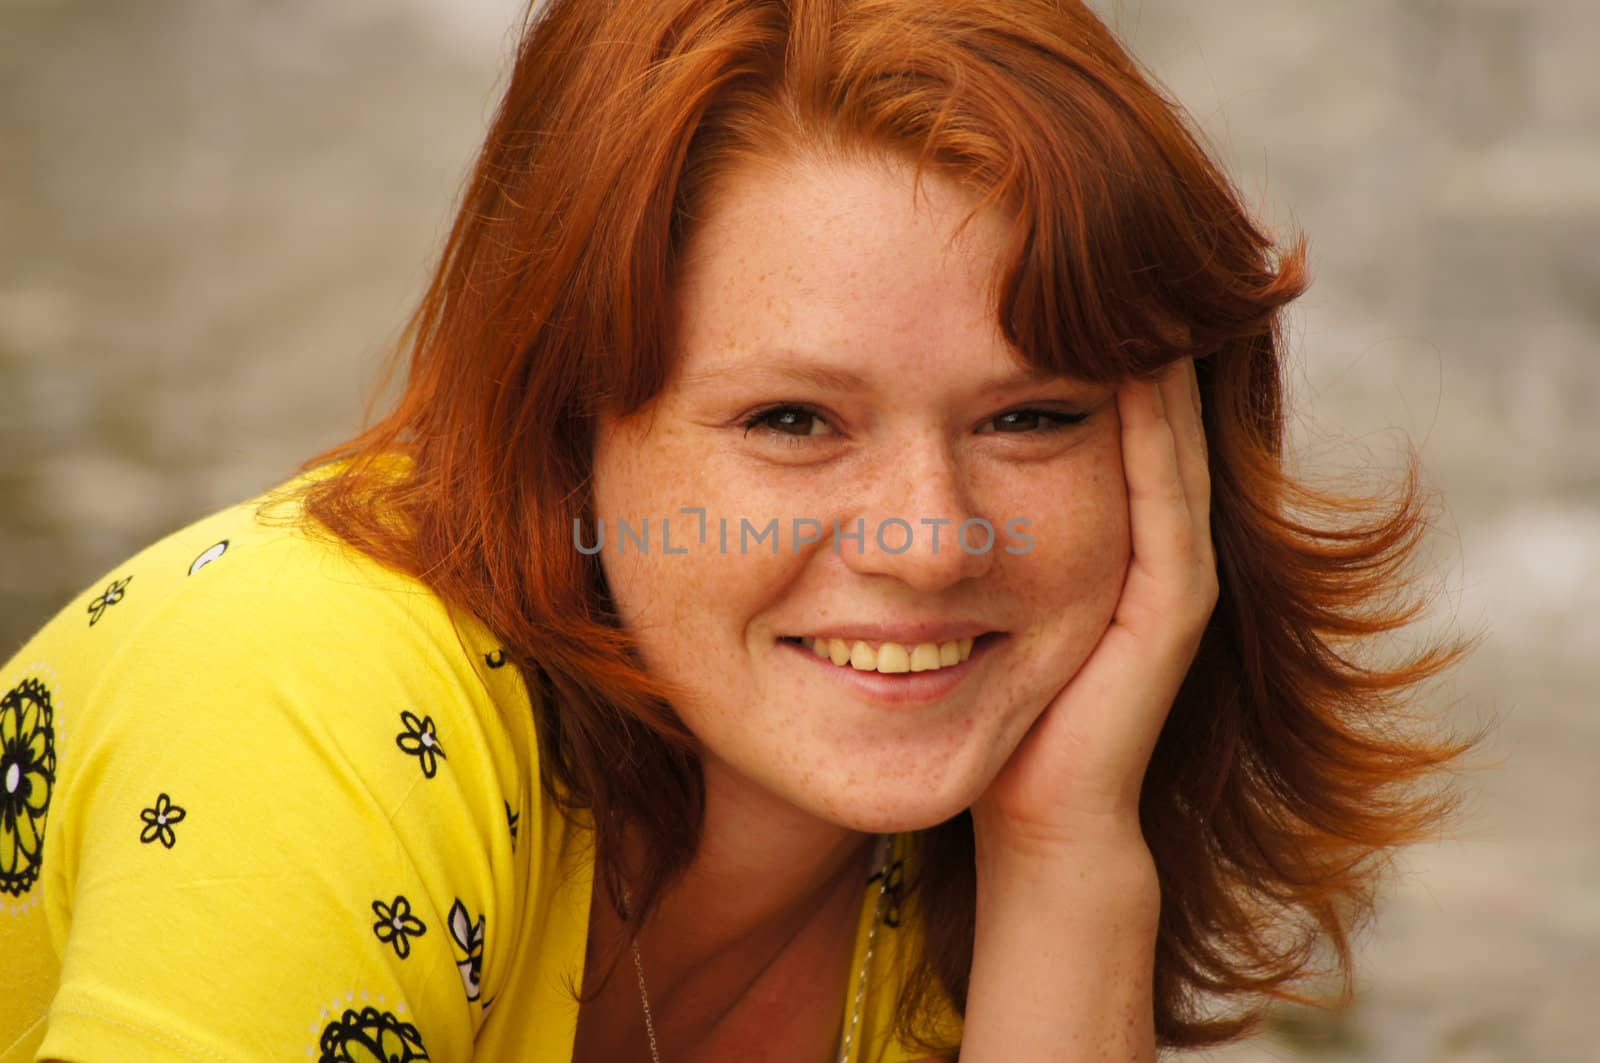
[1036,422,1126,527]
[593,424,686,637]
[1077,457,1132,593]
[1007,444,1131,630]
[592,461,780,678]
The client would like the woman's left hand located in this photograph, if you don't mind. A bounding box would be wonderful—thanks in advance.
[970,357,1218,863]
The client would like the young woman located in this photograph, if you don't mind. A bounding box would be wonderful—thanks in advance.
[1,1,1486,1060]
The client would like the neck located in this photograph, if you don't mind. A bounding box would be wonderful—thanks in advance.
[600,754,879,1041]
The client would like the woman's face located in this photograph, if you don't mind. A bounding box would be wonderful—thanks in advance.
[591,154,1131,833]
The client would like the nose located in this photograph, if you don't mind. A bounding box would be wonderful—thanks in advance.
[833,435,998,592]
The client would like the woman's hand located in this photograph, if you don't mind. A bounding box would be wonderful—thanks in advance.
[971,357,1218,864]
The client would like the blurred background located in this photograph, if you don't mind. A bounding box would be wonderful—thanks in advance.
[1,1,1594,1059]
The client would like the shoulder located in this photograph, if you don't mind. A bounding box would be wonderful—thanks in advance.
[9,466,528,722]
[6,470,544,1061]
[3,466,539,902]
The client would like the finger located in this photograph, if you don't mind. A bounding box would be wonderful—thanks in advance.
[1116,372,1192,590]
[1158,358,1212,547]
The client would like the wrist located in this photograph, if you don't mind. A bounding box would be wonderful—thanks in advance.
[974,826,1160,911]
[973,807,1154,871]
[963,829,1162,1063]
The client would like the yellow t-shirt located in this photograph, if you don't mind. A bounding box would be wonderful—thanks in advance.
[0,471,963,1062]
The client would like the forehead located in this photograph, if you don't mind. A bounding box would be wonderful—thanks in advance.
[680,154,1003,281]
[670,156,1020,380]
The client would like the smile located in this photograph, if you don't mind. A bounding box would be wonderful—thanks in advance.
[776,632,1005,705]
[781,635,979,674]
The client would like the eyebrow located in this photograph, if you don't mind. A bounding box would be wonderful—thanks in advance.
[684,353,1063,393]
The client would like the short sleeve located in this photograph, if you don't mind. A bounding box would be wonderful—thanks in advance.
[31,532,528,1062]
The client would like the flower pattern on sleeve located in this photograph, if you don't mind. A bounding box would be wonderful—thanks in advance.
[87,575,133,627]
[187,539,229,575]
[138,792,187,849]
[394,711,445,778]
[1,676,56,896]
[372,895,427,959]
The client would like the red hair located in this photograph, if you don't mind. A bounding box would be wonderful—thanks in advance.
[294,0,1489,1051]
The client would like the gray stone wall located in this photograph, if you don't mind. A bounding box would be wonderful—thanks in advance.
[2,2,1594,1059]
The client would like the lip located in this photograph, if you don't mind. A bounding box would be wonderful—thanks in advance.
[779,632,1005,705]
[785,621,997,644]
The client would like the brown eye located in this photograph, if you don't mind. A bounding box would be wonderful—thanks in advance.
[984,408,1089,434]
[742,404,832,440]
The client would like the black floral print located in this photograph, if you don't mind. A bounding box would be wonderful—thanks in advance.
[317,1006,429,1062]
[868,855,905,929]
[505,800,519,847]
[484,649,507,669]
[372,895,427,959]
[394,711,445,778]
[447,898,486,1001]
[86,575,133,626]
[138,793,186,849]
[187,539,229,576]
[1,677,55,896]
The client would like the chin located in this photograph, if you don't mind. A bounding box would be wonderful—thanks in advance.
[802,765,995,836]
[843,805,973,836]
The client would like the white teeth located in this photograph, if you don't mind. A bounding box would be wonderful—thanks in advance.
[802,635,980,674]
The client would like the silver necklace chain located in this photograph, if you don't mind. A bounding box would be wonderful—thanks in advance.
[630,934,661,1063]
[622,835,893,1063]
